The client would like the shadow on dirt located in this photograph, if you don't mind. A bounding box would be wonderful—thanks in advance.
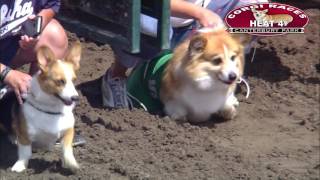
[244,48,292,82]
[0,135,17,169]
[28,159,74,176]
[0,136,74,176]
[175,115,229,129]
[77,77,103,108]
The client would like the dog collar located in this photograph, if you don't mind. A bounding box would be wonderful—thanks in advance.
[25,100,63,115]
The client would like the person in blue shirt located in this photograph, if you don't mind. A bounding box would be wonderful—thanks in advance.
[0,0,68,104]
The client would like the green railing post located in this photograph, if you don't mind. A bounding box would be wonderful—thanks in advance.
[142,0,171,51]
[156,0,170,50]
[129,0,141,53]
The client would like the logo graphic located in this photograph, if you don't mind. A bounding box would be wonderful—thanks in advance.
[225,3,309,36]
[0,0,34,39]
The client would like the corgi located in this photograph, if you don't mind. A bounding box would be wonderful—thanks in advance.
[251,8,293,26]
[160,28,245,123]
[127,28,246,123]
[0,41,82,172]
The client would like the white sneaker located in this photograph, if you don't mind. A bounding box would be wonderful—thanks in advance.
[101,69,130,108]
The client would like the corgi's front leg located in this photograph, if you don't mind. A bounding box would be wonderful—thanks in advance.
[219,93,239,120]
[11,143,32,172]
[164,100,187,121]
[62,128,79,170]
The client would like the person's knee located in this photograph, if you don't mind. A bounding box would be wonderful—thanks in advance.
[37,19,68,59]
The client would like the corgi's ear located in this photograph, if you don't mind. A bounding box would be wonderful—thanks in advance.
[37,46,55,72]
[65,41,82,71]
[232,33,252,45]
[263,9,268,13]
[251,7,256,12]
[188,34,207,56]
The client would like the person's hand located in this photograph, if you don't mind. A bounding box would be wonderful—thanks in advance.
[196,8,224,27]
[19,15,39,50]
[19,35,37,50]
[3,70,32,104]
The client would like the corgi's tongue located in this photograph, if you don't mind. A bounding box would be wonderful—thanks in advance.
[55,94,73,106]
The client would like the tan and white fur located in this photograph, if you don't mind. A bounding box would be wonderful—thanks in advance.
[9,42,82,172]
[160,28,245,123]
[252,8,293,26]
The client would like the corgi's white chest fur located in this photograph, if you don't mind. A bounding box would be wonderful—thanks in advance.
[22,77,75,148]
[165,82,230,122]
[180,84,228,113]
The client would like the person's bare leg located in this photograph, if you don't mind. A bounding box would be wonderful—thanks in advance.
[10,19,68,74]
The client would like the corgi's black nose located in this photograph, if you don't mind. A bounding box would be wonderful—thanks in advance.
[71,95,80,102]
[228,72,237,81]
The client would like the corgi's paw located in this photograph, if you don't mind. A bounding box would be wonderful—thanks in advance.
[164,102,187,121]
[63,158,79,170]
[219,106,237,120]
[63,150,79,170]
[11,161,27,172]
[229,94,239,107]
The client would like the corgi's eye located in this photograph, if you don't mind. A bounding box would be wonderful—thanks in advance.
[212,57,222,65]
[231,55,237,61]
[55,79,66,86]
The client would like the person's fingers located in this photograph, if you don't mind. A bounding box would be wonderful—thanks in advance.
[20,36,27,49]
[28,14,36,19]
[14,88,23,105]
[22,35,28,41]
[19,41,26,49]
[19,84,29,100]
[20,83,28,95]
[19,40,23,48]
[25,36,31,42]
[22,75,32,93]
[19,35,36,49]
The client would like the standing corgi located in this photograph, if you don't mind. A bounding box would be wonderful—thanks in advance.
[0,41,82,172]
[160,28,245,123]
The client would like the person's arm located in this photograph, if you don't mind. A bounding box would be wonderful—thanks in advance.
[0,63,4,73]
[19,0,60,49]
[0,63,32,104]
[38,8,56,30]
[38,0,61,28]
[0,63,11,83]
[170,0,223,27]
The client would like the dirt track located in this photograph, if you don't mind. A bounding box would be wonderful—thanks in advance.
[0,4,319,180]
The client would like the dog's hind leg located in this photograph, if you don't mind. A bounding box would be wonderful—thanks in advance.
[11,104,32,172]
[11,143,32,172]
[62,128,79,170]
